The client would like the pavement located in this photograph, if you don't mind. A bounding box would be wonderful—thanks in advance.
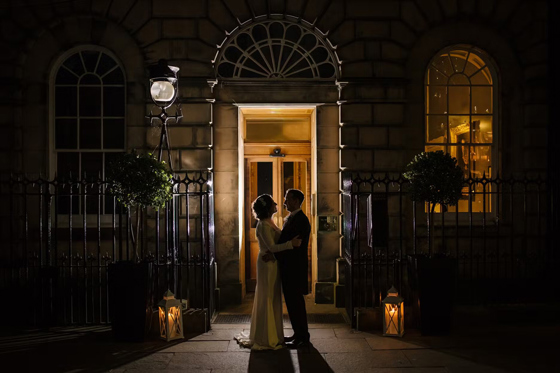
[1,309,559,373]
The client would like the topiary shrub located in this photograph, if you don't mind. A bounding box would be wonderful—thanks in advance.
[107,151,173,260]
[403,150,464,213]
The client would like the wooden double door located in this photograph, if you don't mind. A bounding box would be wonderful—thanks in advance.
[244,156,310,292]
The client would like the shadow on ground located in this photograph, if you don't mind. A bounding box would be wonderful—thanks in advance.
[0,326,183,373]
[248,344,334,373]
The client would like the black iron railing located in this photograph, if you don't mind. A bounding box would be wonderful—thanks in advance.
[0,173,215,327]
[342,172,551,326]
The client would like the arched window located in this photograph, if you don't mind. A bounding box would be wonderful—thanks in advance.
[425,45,497,213]
[51,46,125,214]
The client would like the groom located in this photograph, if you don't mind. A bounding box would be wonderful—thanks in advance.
[266,188,311,347]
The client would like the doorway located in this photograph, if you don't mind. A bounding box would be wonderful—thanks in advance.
[237,105,317,297]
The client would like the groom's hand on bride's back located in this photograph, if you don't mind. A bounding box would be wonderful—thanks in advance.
[262,251,275,262]
[291,235,302,248]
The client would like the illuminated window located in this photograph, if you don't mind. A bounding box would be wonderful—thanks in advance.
[425,46,496,213]
[51,47,126,214]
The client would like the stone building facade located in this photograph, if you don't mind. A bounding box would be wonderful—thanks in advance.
[0,0,549,307]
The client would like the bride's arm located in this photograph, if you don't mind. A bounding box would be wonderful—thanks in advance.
[257,223,293,253]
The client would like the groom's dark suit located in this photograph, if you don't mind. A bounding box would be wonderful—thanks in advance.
[275,209,311,342]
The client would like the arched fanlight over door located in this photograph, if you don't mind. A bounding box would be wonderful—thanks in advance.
[214,18,340,80]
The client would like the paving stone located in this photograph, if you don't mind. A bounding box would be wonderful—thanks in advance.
[366,336,427,350]
[403,349,506,372]
[310,328,336,339]
[116,353,173,370]
[187,329,240,341]
[311,337,372,353]
[324,350,413,370]
[162,340,229,352]
[166,352,249,372]
[334,328,379,339]
[211,323,250,330]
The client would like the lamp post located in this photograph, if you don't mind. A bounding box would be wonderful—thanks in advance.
[147,59,182,171]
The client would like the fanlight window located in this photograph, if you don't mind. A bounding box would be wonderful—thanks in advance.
[425,46,496,213]
[215,20,339,79]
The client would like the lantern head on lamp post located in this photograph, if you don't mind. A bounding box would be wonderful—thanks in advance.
[158,290,184,341]
[382,286,404,337]
[147,59,182,171]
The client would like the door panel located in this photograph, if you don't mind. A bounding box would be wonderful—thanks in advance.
[244,157,310,292]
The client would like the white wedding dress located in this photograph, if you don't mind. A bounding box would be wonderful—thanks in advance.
[235,220,293,350]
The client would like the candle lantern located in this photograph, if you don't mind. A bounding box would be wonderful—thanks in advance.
[158,290,184,341]
[382,286,404,337]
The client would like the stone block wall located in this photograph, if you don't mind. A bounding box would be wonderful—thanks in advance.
[0,0,550,307]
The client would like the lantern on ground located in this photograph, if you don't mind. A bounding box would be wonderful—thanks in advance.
[382,286,404,337]
[158,290,184,341]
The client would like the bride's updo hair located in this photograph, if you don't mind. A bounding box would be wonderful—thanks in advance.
[252,194,273,220]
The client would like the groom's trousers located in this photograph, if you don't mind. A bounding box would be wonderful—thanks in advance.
[282,280,310,342]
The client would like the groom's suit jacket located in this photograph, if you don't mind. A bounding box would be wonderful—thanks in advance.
[275,210,311,295]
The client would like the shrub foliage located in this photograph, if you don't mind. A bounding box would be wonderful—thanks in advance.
[403,151,464,210]
[106,151,173,209]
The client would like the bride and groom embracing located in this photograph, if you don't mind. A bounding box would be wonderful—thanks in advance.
[235,188,311,350]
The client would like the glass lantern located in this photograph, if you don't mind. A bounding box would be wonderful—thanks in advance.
[382,286,404,337]
[148,59,180,109]
[158,290,184,341]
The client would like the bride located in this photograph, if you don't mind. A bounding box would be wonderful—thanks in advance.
[235,194,301,350]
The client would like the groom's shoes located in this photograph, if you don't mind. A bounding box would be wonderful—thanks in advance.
[285,339,310,349]
[284,335,296,343]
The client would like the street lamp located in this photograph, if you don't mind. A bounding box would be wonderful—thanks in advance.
[147,59,182,171]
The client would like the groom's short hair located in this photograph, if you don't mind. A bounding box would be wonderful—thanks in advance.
[287,189,304,206]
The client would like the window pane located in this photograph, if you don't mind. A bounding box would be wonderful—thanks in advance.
[56,66,78,84]
[103,119,125,149]
[81,51,100,73]
[449,116,470,143]
[102,67,124,84]
[79,86,101,116]
[432,55,453,76]
[471,67,492,85]
[470,145,491,178]
[448,86,470,114]
[426,115,447,143]
[472,116,493,144]
[80,73,101,85]
[427,86,447,114]
[63,53,84,75]
[81,152,103,180]
[56,87,77,116]
[57,152,79,179]
[447,145,469,177]
[472,87,492,114]
[449,74,469,85]
[449,50,468,73]
[424,144,445,153]
[55,119,77,149]
[427,66,448,85]
[103,87,125,116]
[80,119,101,149]
[96,53,117,76]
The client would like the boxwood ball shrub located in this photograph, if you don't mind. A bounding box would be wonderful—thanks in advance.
[403,151,464,212]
